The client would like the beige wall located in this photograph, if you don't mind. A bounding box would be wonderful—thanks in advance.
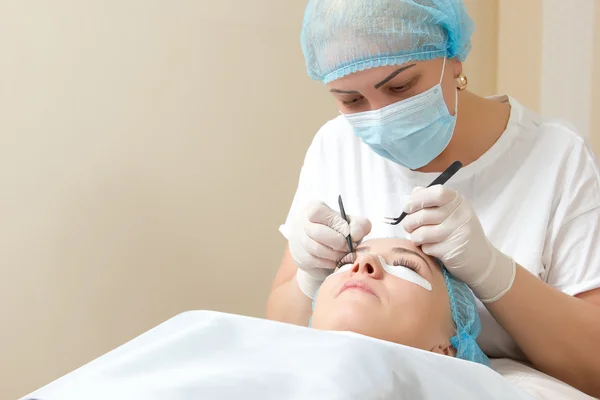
[0,2,333,398]
[496,0,600,151]
[496,0,543,112]
[462,0,498,97]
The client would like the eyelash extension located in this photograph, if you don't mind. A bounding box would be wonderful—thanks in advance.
[336,252,354,268]
[393,257,420,272]
[337,254,421,273]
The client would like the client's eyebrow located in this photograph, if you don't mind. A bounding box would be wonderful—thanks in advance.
[391,247,432,272]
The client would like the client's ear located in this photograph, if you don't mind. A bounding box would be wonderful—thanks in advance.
[430,342,456,357]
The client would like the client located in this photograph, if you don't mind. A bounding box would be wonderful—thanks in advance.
[27,239,542,400]
[310,238,489,366]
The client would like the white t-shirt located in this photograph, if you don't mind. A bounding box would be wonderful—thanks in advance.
[280,95,600,360]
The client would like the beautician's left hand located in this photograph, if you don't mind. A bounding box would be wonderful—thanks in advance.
[401,185,516,303]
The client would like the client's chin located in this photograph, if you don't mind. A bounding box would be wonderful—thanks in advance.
[316,302,388,340]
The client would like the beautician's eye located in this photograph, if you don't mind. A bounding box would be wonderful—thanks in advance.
[341,96,364,107]
[389,76,419,93]
[393,257,421,272]
[390,84,410,93]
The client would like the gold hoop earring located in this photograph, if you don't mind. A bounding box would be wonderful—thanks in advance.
[456,72,468,91]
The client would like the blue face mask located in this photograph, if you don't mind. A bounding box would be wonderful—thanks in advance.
[343,58,458,170]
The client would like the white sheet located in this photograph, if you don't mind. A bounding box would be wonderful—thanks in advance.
[490,359,596,400]
[23,311,536,400]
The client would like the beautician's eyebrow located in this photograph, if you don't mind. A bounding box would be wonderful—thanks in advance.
[329,64,416,94]
[374,64,416,89]
[391,247,432,272]
[329,88,361,94]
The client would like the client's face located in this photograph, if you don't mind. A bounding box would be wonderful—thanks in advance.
[311,238,455,355]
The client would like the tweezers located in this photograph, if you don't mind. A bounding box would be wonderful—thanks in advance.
[385,160,463,225]
[338,195,354,254]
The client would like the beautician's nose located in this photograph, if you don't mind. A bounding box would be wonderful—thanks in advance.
[351,254,384,279]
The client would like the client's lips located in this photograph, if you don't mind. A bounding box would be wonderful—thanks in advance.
[337,280,378,298]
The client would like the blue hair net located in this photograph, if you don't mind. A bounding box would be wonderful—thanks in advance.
[301,0,475,83]
[439,261,489,366]
[309,261,489,366]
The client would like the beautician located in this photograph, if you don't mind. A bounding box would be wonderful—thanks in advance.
[266,0,600,397]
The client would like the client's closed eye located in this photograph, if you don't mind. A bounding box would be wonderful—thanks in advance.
[336,252,355,268]
[393,257,421,273]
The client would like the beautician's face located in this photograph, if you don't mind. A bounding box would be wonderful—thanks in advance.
[311,238,454,354]
[326,58,461,114]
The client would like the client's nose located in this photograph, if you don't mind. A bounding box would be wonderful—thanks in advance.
[351,254,384,279]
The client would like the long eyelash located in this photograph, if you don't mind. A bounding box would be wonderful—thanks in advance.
[393,257,421,272]
[342,97,364,107]
[336,252,354,268]
[391,84,410,92]
[390,76,419,93]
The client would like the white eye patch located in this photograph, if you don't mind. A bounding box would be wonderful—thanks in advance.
[329,255,432,291]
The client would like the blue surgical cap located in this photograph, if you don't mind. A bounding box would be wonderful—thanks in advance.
[309,260,489,366]
[439,261,489,366]
[301,0,475,83]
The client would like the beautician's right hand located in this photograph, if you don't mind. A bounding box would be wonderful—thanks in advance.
[289,200,371,299]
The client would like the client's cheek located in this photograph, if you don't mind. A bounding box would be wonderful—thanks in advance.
[316,277,341,302]
[328,264,353,279]
[322,268,351,296]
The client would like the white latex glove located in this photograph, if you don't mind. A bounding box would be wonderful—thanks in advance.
[401,185,516,303]
[289,200,372,299]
